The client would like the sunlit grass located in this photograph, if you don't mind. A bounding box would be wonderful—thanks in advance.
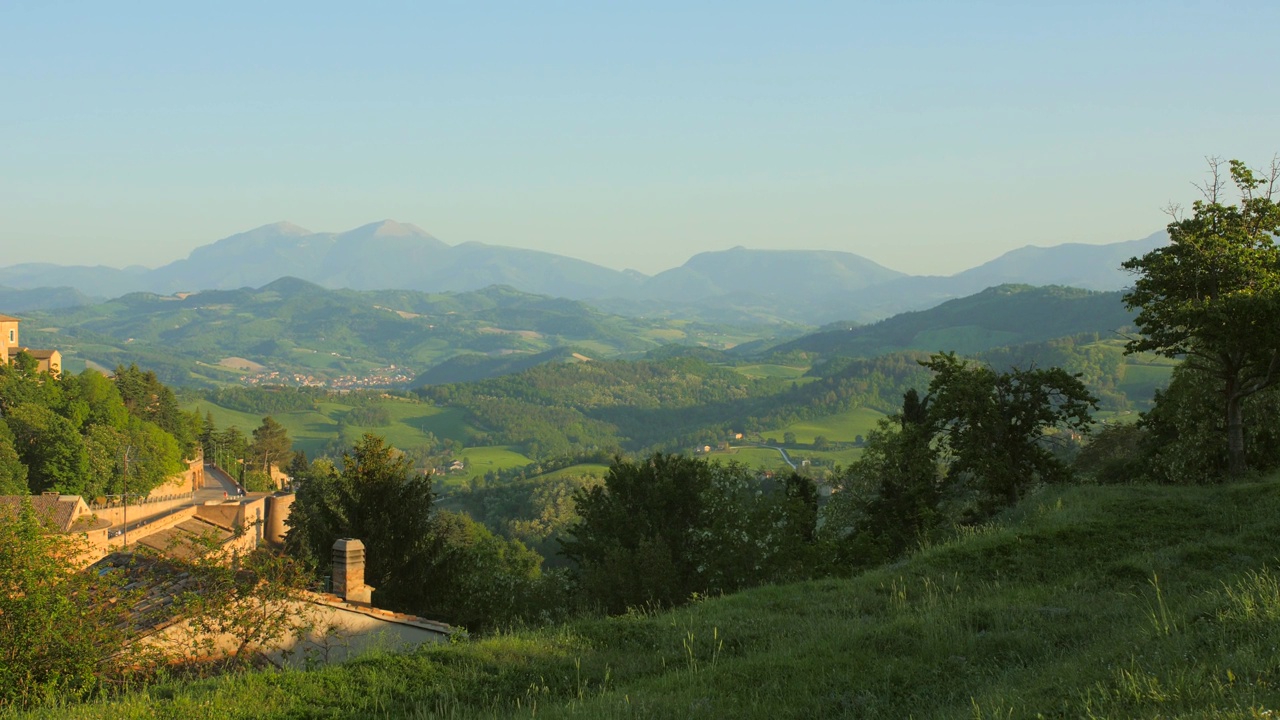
[762,406,886,444]
[20,478,1280,718]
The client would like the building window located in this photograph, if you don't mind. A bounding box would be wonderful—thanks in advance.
[7,330,12,343]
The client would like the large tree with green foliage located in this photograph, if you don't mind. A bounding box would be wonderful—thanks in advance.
[0,423,28,495]
[0,501,147,707]
[5,403,89,495]
[561,454,820,613]
[1123,158,1280,477]
[285,434,435,609]
[924,353,1095,505]
[824,358,1095,567]
[249,416,292,475]
[823,389,943,566]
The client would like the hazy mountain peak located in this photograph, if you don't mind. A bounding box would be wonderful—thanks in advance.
[369,219,429,237]
[252,221,312,236]
[338,219,436,239]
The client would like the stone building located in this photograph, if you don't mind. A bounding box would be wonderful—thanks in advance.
[93,536,451,667]
[0,313,62,377]
[0,493,112,564]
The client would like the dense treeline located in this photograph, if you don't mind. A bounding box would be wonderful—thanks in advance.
[411,338,1147,460]
[200,386,323,415]
[419,357,786,456]
[441,468,606,566]
[0,359,196,499]
[285,434,563,630]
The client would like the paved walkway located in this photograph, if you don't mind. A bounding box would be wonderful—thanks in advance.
[106,464,246,544]
[196,463,243,503]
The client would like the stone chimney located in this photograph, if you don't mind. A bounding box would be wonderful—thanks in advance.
[332,538,374,605]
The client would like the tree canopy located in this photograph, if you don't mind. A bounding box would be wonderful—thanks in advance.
[923,352,1095,505]
[1123,158,1280,476]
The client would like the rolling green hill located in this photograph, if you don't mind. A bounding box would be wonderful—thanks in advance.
[18,280,773,388]
[773,284,1135,359]
[29,478,1280,719]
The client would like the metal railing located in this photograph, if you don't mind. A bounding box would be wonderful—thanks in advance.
[90,491,194,510]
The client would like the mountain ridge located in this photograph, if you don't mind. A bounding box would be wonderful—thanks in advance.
[0,223,1168,323]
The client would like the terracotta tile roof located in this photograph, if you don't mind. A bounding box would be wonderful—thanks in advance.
[135,518,235,560]
[89,553,201,636]
[0,494,87,532]
[0,314,19,322]
[7,347,58,360]
[89,553,453,640]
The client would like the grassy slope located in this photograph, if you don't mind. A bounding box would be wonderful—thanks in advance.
[762,406,886,444]
[182,397,477,457]
[25,479,1280,719]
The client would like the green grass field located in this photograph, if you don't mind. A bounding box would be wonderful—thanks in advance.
[705,446,795,472]
[1118,361,1175,401]
[762,406,886,444]
[182,396,476,458]
[457,446,534,479]
[30,477,1280,719]
[534,463,611,481]
[732,363,809,380]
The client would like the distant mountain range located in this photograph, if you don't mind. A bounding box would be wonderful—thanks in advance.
[0,220,1167,324]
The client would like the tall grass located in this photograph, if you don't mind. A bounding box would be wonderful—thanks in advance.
[13,480,1280,719]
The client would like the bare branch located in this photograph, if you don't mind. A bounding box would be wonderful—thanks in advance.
[1265,154,1280,203]
[1193,155,1225,205]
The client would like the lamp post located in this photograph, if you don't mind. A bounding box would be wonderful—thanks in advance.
[118,445,134,549]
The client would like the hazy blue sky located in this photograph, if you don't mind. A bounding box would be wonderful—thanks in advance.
[1,1,1276,276]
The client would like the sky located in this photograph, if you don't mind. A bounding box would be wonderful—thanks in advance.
[1,1,1277,276]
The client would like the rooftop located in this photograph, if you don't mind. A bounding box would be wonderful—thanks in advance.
[0,494,110,533]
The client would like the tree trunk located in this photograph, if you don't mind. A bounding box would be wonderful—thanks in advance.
[1226,393,1247,478]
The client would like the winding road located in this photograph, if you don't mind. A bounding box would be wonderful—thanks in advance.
[744,444,797,470]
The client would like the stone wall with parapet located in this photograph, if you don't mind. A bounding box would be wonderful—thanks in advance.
[92,493,194,527]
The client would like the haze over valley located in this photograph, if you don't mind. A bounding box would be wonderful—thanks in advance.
[5,3,1280,718]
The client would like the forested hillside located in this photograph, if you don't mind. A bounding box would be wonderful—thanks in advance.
[773,284,1133,358]
[18,280,781,388]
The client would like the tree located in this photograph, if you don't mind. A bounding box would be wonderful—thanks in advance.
[0,501,152,707]
[284,434,435,612]
[249,416,292,475]
[561,454,820,613]
[560,453,715,612]
[923,353,1096,507]
[5,403,88,495]
[1123,157,1280,477]
[0,422,28,495]
[822,389,943,566]
[113,364,199,457]
[1139,364,1280,483]
[409,509,549,631]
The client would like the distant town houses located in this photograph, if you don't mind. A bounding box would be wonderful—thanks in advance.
[240,365,414,389]
[0,313,62,376]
